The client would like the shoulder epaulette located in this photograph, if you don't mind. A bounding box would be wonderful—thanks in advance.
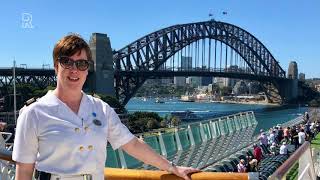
[93,94,101,99]
[25,97,38,106]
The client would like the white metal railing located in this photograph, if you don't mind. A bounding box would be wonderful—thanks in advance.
[0,132,15,180]
[312,148,320,177]
[0,160,15,180]
[269,142,316,180]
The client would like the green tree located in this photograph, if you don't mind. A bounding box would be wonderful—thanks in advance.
[160,120,167,128]
[171,116,181,127]
[93,93,126,114]
[127,112,164,133]
[146,118,159,130]
[220,86,232,96]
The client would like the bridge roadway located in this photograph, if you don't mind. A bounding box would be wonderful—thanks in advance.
[116,69,287,82]
[0,67,288,82]
[0,68,54,76]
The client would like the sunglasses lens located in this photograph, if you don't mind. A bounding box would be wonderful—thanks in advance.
[59,57,73,69]
[76,60,89,71]
[59,56,90,71]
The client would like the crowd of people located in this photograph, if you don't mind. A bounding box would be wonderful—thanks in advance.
[237,111,319,173]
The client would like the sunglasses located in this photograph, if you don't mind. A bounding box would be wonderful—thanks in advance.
[58,56,91,71]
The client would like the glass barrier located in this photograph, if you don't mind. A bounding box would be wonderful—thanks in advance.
[178,129,191,150]
[106,144,121,168]
[144,135,162,154]
[202,122,212,140]
[161,132,177,157]
[226,117,234,134]
[239,114,246,129]
[218,118,227,135]
[122,150,144,169]
[190,125,202,145]
[234,115,241,131]
[210,121,220,138]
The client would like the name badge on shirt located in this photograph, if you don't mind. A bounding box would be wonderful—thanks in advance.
[92,112,101,126]
[93,119,102,126]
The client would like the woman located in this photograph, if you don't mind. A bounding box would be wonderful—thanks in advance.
[13,34,199,180]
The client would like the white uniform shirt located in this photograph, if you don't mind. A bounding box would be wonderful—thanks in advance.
[13,91,135,179]
[268,133,275,144]
[298,132,306,144]
[279,145,288,155]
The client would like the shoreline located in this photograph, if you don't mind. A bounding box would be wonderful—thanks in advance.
[209,100,280,106]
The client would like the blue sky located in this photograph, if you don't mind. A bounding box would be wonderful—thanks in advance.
[0,0,319,78]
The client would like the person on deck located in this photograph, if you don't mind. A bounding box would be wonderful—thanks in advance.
[253,144,262,163]
[298,128,306,147]
[237,159,246,173]
[279,142,288,155]
[12,34,200,180]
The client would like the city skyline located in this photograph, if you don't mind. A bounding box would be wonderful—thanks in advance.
[0,0,319,78]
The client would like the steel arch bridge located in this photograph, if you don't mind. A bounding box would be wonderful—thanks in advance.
[113,20,287,105]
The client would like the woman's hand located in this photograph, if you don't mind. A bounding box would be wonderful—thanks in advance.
[171,166,201,180]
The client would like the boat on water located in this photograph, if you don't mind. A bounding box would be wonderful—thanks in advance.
[179,95,195,102]
[155,98,164,103]
[170,110,200,122]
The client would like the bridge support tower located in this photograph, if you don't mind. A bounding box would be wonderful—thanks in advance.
[86,33,115,97]
[277,79,298,103]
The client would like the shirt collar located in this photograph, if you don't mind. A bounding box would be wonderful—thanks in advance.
[41,90,90,109]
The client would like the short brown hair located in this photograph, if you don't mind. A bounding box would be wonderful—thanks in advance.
[53,34,92,67]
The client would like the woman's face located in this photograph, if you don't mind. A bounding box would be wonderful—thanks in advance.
[55,49,89,92]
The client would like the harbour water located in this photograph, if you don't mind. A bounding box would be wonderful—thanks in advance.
[126,97,308,135]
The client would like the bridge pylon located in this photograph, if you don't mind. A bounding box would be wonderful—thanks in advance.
[86,33,115,97]
[277,79,298,104]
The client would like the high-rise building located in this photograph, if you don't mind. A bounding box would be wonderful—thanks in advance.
[201,77,212,86]
[161,78,174,85]
[213,77,237,88]
[299,73,305,81]
[287,61,298,79]
[174,77,186,86]
[181,56,192,70]
[186,77,201,87]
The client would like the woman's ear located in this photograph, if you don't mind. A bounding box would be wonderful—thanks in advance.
[54,64,58,75]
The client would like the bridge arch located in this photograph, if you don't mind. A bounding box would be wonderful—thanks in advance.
[113,20,286,105]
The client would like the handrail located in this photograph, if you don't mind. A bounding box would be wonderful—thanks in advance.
[0,148,13,162]
[269,141,311,179]
[0,148,249,180]
[104,168,248,180]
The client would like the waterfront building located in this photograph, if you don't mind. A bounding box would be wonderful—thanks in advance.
[315,84,320,92]
[186,76,201,87]
[200,76,212,86]
[174,76,186,87]
[233,80,249,95]
[213,77,237,88]
[161,78,174,85]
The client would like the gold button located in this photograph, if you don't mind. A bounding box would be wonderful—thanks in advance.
[75,128,80,133]
[88,145,94,151]
[79,146,85,151]
[84,126,89,132]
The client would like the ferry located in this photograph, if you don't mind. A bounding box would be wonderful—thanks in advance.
[179,95,195,102]
[155,98,165,103]
[170,110,199,122]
